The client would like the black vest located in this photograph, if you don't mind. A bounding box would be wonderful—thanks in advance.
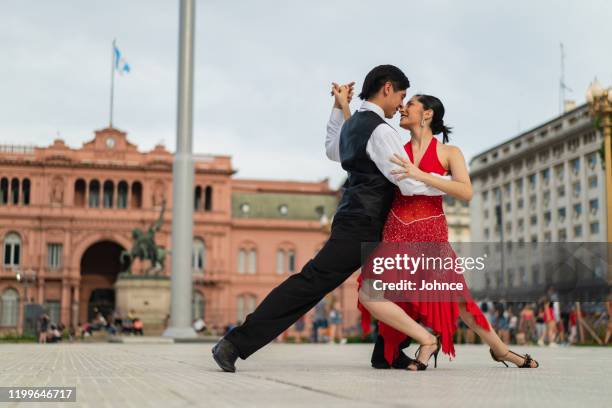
[332,110,396,240]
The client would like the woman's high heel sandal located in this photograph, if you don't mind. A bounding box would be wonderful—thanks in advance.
[489,348,539,368]
[409,337,441,371]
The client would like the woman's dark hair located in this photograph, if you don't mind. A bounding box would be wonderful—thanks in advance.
[415,94,452,144]
[358,64,410,100]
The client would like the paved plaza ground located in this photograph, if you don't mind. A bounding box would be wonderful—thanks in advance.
[0,342,610,408]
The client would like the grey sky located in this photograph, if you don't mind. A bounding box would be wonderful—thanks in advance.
[1,0,611,187]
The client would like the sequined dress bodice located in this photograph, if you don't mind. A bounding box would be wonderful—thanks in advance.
[384,136,448,242]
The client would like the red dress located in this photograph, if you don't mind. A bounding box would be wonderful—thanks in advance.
[357,136,490,364]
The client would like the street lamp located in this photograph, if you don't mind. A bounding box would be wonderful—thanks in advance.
[577,79,611,339]
[15,267,37,303]
[585,79,612,244]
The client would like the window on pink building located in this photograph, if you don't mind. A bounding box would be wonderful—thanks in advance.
[276,248,296,274]
[3,232,21,267]
[276,250,285,274]
[48,243,63,269]
[74,179,86,207]
[22,179,30,206]
[247,250,257,274]
[88,180,100,208]
[288,250,296,273]
[204,186,212,211]
[10,178,19,205]
[238,248,256,274]
[194,186,202,210]
[0,288,19,327]
[117,181,128,208]
[192,238,205,273]
[237,249,246,274]
[0,178,8,204]
[131,182,142,209]
[103,180,114,208]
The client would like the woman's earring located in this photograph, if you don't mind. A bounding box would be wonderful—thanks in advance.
[420,117,425,127]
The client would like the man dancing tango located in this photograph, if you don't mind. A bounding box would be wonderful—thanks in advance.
[212,65,443,372]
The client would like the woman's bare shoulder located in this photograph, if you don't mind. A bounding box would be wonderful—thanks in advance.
[437,142,463,157]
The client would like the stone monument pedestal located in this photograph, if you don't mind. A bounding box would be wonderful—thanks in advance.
[115,275,171,333]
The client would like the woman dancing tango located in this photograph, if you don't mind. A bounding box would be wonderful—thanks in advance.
[328,83,539,371]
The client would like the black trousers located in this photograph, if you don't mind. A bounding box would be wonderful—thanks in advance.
[225,237,367,359]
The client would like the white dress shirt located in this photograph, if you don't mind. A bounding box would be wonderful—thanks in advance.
[325,101,449,196]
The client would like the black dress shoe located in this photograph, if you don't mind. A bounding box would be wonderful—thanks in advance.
[371,335,414,369]
[371,349,414,369]
[212,338,239,373]
[391,349,414,369]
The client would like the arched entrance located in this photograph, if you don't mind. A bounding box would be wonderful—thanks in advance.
[79,240,125,323]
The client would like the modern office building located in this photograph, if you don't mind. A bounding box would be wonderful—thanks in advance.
[444,196,471,242]
[467,104,608,298]
[470,104,606,243]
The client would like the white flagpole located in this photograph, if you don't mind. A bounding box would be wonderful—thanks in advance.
[109,39,116,128]
[163,0,197,339]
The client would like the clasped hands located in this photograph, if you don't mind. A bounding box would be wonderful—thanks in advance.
[330,80,424,182]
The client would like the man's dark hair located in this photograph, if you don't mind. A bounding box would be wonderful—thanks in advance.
[358,65,410,100]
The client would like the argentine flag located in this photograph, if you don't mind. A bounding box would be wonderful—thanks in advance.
[113,41,131,75]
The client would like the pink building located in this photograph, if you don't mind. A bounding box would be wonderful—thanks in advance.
[0,128,359,336]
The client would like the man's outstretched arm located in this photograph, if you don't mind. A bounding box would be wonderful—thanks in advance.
[325,107,344,162]
[325,83,354,162]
